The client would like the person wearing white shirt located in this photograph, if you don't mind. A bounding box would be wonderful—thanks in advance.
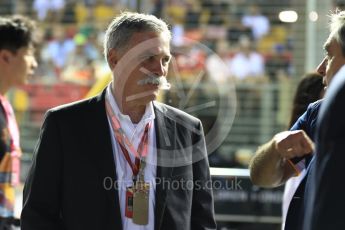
[229,36,264,80]
[241,5,270,40]
[22,12,216,230]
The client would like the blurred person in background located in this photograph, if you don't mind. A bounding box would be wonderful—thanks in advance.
[281,72,324,230]
[228,35,265,81]
[287,73,324,129]
[61,33,101,84]
[265,44,291,82]
[241,4,270,41]
[0,15,37,229]
[205,39,231,84]
[82,0,120,21]
[33,0,65,23]
[41,25,76,79]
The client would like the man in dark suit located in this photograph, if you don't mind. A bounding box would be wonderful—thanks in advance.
[303,10,345,230]
[21,12,216,230]
[250,10,345,230]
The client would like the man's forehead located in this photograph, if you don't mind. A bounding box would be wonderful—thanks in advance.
[323,38,332,52]
[130,31,168,44]
[129,32,170,54]
[141,46,171,56]
[323,35,341,52]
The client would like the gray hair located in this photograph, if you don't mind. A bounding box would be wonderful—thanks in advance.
[103,12,171,64]
[329,10,345,55]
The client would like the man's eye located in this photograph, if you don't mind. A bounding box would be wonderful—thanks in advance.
[163,57,171,64]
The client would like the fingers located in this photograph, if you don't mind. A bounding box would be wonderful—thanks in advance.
[274,130,314,159]
[299,132,315,153]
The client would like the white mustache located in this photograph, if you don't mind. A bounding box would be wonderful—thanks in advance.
[137,76,171,90]
[137,67,171,90]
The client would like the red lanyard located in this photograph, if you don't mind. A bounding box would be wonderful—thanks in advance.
[105,100,151,178]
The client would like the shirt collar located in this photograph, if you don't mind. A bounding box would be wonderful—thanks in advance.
[106,83,155,127]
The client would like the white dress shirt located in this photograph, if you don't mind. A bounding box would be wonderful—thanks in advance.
[106,85,157,230]
[282,167,307,230]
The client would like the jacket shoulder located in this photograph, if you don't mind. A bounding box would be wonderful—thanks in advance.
[45,94,103,120]
[153,101,201,125]
[309,99,323,109]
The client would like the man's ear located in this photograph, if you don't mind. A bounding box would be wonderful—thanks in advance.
[0,50,13,65]
[107,49,119,70]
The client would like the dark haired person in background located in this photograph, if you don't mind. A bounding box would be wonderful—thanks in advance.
[0,15,37,229]
[288,73,324,128]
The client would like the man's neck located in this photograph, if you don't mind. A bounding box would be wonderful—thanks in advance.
[112,89,146,124]
[0,79,9,96]
[124,106,146,124]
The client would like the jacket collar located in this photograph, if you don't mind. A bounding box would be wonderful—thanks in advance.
[90,89,123,229]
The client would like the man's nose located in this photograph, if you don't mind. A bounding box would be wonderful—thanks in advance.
[151,60,166,77]
[316,57,327,76]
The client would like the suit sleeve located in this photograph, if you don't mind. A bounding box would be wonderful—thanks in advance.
[191,121,217,230]
[21,111,63,230]
[289,104,312,165]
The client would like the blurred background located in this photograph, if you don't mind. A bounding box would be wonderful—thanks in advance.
[1,0,342,229]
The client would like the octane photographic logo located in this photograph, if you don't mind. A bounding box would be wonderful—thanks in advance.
[112,36,236,167]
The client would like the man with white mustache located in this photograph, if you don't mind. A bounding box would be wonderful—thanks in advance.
[21,12,216,230]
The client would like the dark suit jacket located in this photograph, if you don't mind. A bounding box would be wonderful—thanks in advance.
[284,100,321,230]
[303,67,345,230]
[21,89,216,230]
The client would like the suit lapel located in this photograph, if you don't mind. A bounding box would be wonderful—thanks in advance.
[88,89,122,229]
[153,102,176,230]
[88,97,175,229]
